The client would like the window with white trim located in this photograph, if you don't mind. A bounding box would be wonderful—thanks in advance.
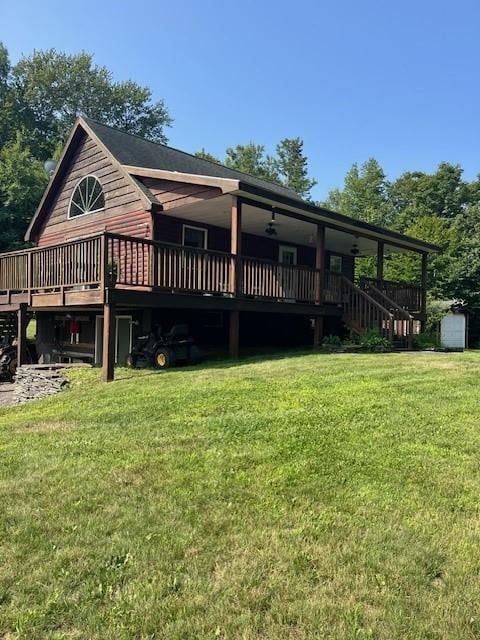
[68,175,105,218]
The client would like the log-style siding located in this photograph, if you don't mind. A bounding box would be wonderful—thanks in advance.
[155,213,355,279]
[36,131,150,247]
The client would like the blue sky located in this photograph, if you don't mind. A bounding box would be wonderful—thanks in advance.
[1,0,479,200]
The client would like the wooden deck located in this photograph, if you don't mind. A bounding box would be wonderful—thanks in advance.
[0,232,424,319]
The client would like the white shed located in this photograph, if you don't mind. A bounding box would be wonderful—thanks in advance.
[440,312,467,351]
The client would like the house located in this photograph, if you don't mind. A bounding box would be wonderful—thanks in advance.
[0,117,438,381]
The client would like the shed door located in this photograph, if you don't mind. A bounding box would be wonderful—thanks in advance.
[95,316,132,365]
[440,314,466,349]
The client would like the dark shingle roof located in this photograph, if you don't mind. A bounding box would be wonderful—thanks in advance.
[84,117,303,202]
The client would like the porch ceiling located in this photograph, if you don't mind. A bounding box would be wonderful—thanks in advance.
[157,195,408,257]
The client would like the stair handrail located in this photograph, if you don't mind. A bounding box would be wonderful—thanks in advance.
[360,281,413,320]
[339,275,394,319]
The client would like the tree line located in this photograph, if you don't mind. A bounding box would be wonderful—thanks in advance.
[0,44,478,341]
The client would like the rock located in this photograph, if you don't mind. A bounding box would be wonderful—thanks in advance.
[13,363,89,404]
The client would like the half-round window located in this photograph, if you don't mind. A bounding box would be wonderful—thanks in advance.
[68,175,105,218]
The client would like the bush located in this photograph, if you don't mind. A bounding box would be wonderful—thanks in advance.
[413,332,439,349]
[321,334,343,350]
[359,330,391,352]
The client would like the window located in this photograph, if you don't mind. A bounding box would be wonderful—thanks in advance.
[182,225,207,249]
[329,255,343,273]
[279,245,297,265]
[68,175,105,218]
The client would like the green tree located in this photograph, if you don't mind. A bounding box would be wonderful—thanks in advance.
[0,43,173,251]
[194,138,317,199]
[11,48,172,158]
[0,131,48,251]
[324,158,393,227]
[449,205,480,302]
[0,44,20,149]
[275,137,317,200]
[389,163,468,231]
[195,148,221,163]
[225,143,280,183]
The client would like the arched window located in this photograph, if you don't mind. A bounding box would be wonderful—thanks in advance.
[68,175,105,218]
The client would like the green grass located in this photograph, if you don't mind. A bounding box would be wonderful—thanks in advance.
[1,351,480,639]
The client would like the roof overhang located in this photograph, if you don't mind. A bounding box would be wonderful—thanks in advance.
[123,165,239,194]
[236,183,440,254]
[24,116,439,255]
[122,166,439,254]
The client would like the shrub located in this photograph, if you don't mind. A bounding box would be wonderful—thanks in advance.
[359,330,391,352]
[413,332,439,349]
[321,334,343,350]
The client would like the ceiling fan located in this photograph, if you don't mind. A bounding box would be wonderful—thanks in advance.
[265,209,278,236]
[350,242,360,256]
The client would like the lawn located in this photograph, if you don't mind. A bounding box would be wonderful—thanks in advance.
[1,351,480,639]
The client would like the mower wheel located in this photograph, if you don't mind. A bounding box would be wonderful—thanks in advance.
[153,347,175,369]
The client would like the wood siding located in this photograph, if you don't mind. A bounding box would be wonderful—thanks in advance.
[140,178,222,210]
[155,213,355,278]
[36,131,151,247]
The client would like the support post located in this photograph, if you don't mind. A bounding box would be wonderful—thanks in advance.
[100,233,108,302]
[377,240,384,285]
[17,303,28,366]
[407,318,414,350]
[102,302,116,382]
[420,252,428,332]
[313,316,323,348]
[229,310,240,359]
[315,224,325,304]
[230,196,242,296]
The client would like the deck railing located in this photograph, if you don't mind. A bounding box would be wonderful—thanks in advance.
[0,250,29,292]
[32,236,102,290]
[323,271,343,304]
[105,233,234,295]
[360,277,422,312]
[0,233,423,314]
[341,275,394,337]
[157,244,233,294]
[0,236,103,294]
[241,257,319,303]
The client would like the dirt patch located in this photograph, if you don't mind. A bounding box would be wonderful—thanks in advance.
[0,383,15,407]
[16,421,75,434]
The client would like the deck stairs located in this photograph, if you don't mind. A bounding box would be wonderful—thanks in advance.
[337,275,415,347]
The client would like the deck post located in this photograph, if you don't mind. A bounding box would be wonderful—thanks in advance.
[230,196,242,296]
[313,316,323,348]
[17,303,28,366]
[315,224,325,304]
[377,241,384,284]
[420,252,428,331]
[229,310,240,359]
[102,302,116,382]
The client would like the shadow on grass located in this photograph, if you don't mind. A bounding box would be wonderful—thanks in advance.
[110,347,362,382]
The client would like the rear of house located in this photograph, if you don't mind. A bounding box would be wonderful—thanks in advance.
[0,117,438,380]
